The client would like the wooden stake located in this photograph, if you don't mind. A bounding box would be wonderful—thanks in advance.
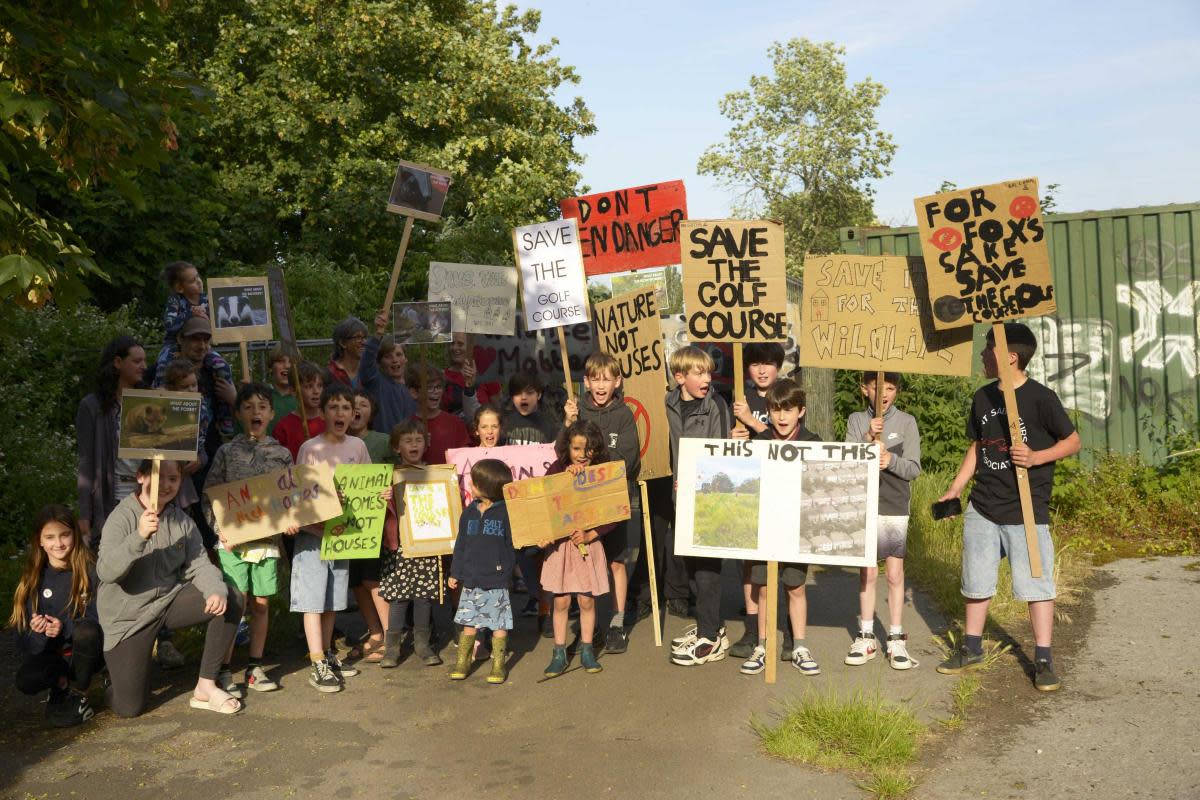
[874,369,886,433]
[556,326,573,401]
[149,455,163,514]
[381,215,415,315]
[239,341,252,384]
[765,560,779,684]
[291,353,308,436]
[732,344,745,433]
[991,323,1043,578]
[639,480,661,647]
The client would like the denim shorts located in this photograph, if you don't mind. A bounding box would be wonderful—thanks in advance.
[961,503,1056,602]
[289,532,349,613]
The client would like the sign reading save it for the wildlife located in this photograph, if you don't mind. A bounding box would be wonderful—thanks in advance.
[799,254,973,376]
[913,178,1055,330]
[320,464,393,560]
[681,220,788,343]
[503,461,631,548]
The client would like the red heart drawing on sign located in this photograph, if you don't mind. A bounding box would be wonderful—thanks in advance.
[473,346,498,375]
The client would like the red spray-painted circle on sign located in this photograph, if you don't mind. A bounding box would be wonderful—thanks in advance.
[624,396,652,459]
[930,227,963,252]
[1009,195,1038,218]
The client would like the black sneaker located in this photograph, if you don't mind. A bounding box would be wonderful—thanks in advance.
[729,628,757,659]
[540,614,554,639]
[605,626,628,654]
[780,633,794,661]
[47,689,94,727]
[634,599,653,621]
[308,660,342,693]
[1034,659,1061,692]
[521,597,540,618]
[936,646,984,674]
[666,598,690,619]
[325,650,359,680]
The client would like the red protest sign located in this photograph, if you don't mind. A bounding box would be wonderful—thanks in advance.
[560,180,687,275]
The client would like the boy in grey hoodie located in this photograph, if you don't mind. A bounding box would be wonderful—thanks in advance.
[843,371,922,670]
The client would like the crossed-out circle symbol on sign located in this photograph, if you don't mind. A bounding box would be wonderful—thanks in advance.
[623,396,652,459]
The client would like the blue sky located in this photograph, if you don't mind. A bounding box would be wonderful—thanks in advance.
[518,0,1200,226]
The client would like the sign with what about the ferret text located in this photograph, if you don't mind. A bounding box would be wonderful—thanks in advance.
[513,218,591,332]
[913,177,1055,330]
[560,180,688,275]
[681,220,789,343]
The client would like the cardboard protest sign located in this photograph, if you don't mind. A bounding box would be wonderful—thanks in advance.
[393,300,452,344]
[593,288,672,480]
[513,218,590,331]
[681,220,788,342]
[504,461,632,548]
[118,389,203,460]
[319,464,392,560]
[609,265,684,315]
[205,464,343,547]
[427,262,518,336]
[913,177,1054,329]
[397,466,463,557]
[560,180,687,275]
[673,438,879,568]
[799,254,974,376]
[444,443,557,505]
[207,276,272,344]
[386,159,452,222]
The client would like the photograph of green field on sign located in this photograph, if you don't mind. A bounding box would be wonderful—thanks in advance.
[692,455,760,550]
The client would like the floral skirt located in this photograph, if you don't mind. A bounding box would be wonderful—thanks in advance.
[379,548,444,602]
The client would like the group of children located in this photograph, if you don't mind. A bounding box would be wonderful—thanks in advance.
[13,253,1080,726]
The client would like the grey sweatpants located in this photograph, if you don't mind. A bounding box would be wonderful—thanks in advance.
[104,583,243,718]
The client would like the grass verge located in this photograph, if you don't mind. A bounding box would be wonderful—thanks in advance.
[754,689,924,800]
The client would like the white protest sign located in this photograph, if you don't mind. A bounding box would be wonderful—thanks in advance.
[427,261,518,336]
[512,218,590,332]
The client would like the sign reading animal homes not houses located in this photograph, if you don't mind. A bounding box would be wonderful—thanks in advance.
[681,220,788,342]
[503,461,631,548]
[593,287,672,480]
[560,180,688,275]
[913,177,1055,330]
[205,464,343,548]
[320,464,393,560]
[513,218,590,332]
[799,254,974,376]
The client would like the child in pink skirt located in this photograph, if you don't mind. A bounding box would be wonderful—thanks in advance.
[538,420,615,677]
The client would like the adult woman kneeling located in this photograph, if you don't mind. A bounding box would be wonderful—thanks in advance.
[97,459,244,716]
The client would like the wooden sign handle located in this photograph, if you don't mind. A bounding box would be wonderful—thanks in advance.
[381,215,415,315]
[874,369,885,435]
[732,344,745,433]
[290,353,309,436]
[556,326,574,402]
[639,480,662,647]
[991,323,1043,578]
[149,455,163,514]
[765,560,779,684]
[239,341,252,384]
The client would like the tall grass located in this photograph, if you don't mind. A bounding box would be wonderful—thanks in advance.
[694,493,759,549]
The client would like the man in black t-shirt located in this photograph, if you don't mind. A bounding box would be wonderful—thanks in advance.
[935,322,1080,692]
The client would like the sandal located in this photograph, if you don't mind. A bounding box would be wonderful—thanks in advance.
[360,636,387,663]
[189,688,243,715]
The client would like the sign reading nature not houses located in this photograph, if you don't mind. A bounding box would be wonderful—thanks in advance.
[205,464,343,548]
[673,438,880,568]
[504,461,632,549]
[427,261,518,336]
[560,180,688,275]
[799,254,974,376]
[681,220,788,342]
[513,218,590,332]
[320,464,393,560]
[913,177,1054,330]
[593,287,672,479]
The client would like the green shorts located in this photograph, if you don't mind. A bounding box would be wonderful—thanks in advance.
[218,549,281,597]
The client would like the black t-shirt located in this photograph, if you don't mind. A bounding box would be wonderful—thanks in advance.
[745,383,770,429]
[967,379,1075,525]
[502,409,560,446]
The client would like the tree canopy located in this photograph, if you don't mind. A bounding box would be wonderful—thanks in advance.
[698,38,895,268]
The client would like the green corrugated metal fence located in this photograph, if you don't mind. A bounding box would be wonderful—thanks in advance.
[840,203,1200,464]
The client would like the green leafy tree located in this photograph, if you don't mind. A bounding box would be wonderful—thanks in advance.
[0,1,206,308]
[190,0,595,306]
[698,39,894,270]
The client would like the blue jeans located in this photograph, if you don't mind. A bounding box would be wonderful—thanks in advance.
[961,503,1056,602]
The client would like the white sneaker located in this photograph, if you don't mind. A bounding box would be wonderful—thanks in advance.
[886,633,918,670]
[791,645,820,676]
[844,633,879,666]
[245,664,279,692]
[670,635,729,666]
[216,669,245,699]
[671,625,727,654]
[740,645,766,675]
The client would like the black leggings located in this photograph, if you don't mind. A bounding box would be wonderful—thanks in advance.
[388,598,432,631]
[15,619,104,696]
[103,584,243,718]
